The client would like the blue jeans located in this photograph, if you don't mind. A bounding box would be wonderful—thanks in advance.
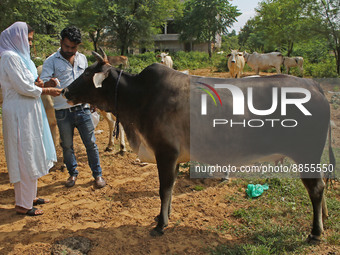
[55,106,102,178]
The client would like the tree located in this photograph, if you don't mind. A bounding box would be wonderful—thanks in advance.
[107,0,182,55]
[254,0,309,56]
[0,0,20,31]
[307,0,340,74]
[220,31,240,53]
[238,18,266,52]
[0,0,73,34]
[176,0,240,58]
[71,0,111,52]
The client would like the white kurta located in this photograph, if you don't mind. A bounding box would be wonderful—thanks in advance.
[0,51,53,183]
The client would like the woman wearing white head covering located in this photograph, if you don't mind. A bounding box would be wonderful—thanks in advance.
[0,22,61,216]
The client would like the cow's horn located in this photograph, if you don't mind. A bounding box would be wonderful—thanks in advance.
[92,51,104,63]
[99,47,108,61]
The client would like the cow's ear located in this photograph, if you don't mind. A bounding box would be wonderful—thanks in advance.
[93,72,108,88]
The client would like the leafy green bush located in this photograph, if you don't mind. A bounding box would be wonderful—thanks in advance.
[293,39,330,63]
[304,58,338,78]
[126,52,158,74]
[104,51,230,74]
[84,50,338,78]
[172,51,212,70]
[213,53,228,72]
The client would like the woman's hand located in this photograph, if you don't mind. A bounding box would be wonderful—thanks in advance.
[42,88,62,97]
[34,77,44,88]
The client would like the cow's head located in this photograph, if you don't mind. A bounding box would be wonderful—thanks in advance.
[62,48,118,112]
[156,52,169,64]
[227,50,243,64]
[243,51,250,63]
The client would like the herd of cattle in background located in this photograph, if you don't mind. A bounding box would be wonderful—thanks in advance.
[227,50,304,78]
[105,50,304,79]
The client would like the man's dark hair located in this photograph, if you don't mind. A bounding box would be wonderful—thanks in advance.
[60,26,82,44]
[27,24,34,33]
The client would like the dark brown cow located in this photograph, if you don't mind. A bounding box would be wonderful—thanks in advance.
[62,50,335,241]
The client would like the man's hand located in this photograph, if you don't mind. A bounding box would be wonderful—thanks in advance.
[44,78,59,88]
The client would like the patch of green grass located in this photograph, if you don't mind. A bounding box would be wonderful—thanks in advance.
[193,185,205,191]
[209,178,339,254]
[324,196,340,245]
[327,233,340,245]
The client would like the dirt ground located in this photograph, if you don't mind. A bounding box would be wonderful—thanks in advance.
[0,70,339,255]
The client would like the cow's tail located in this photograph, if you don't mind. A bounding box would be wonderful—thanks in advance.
[325,120,337,188]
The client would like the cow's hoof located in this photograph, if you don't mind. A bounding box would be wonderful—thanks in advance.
[306,234,321,244]
[150,227,164,236]
[118,150,126,156]
[104,147,113,152]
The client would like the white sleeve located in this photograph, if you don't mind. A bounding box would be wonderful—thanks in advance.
[3,54,42,98]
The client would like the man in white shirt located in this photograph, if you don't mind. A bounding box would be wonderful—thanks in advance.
[40,26,106,189]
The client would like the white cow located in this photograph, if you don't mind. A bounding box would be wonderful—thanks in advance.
[157,53,173,69]
[227,50,245,78]
[243,51,283,75]
[283,56,304,75]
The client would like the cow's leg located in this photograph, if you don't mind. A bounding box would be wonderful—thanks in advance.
[151,150,179,236]
[255,68,259,75]
[276,65,281,74]
[300,175,326,242]
[103,112,126,154]
[100,111,115,152]
[300,65,304,76]
[154,163,179,223]
[322,193,328,221]
[119,123,127,154]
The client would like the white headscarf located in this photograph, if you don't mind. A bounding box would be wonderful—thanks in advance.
[0,21,38,79]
